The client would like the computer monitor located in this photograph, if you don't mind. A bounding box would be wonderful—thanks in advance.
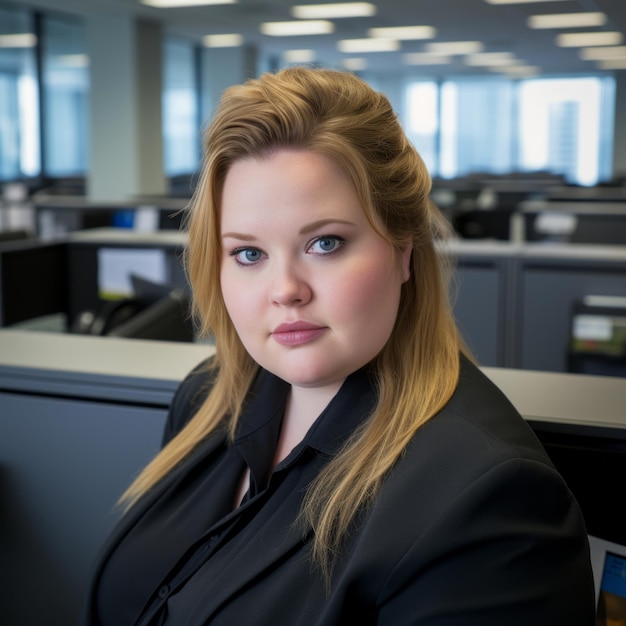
[589,535,626,624]
[0,239,68,327]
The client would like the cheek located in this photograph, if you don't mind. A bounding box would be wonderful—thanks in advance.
[333,259,403,318]
[219,269,246,323]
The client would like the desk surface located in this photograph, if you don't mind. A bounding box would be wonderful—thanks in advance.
[0,329,212,381]
[0,329,623,433]
[66,227,187,247]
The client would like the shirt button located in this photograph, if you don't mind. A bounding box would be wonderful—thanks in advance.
[158,585,170,599]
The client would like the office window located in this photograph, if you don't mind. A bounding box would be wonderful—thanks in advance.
[40,14,89,178]
[405,74,615,186]
[163,36,200,176]
[0,5,39,180]
[518,77,615,186]
[439,78,515,179]
[405,81,438,174]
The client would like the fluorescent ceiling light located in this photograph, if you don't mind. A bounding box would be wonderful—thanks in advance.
[292,3,376,19]
[338,38,400,53]
[557,32,623,48]
[203,33,243,47]
[579,45,626,61]
[284,49,316,63]
[485,0,568,4]
[528,12,606,29]
[0,33,37,47]
[464,52,518,66]
[260,20,334,36]
[342,57,368,71]
[57,54,89,67]
[425,41,483,55]
[142,0,236,6]
[404,52,452,65]
[368,26,436,40]
[492,65,540,76]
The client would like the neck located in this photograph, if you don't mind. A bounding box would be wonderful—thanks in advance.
[272,380,344,467]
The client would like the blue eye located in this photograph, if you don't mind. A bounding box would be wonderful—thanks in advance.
[232,247,263,265]
[309,236,344,255]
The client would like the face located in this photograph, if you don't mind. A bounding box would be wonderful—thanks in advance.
[219,149,411,393]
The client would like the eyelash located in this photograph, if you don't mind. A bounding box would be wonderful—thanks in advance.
[229,235,346,267]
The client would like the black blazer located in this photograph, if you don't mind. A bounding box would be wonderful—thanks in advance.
[81,356,595,625]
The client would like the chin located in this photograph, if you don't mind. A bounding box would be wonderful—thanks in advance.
[270,362,344,389]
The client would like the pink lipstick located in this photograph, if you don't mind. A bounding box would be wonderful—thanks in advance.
[271,321,326,346]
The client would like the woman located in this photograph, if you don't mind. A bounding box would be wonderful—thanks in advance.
[82,67,595,625]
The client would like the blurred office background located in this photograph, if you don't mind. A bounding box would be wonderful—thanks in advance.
[1,0,626,199]
[1,0,626,376]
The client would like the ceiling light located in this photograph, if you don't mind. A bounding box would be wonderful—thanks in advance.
[0,33,37,47]
[557,32,623,47]
[283,49,316,63]
[425,41,484,55]
[485,0,568,4]
[492,65,540,76]
[368,26,436,40]
[57,54,89,67]
[579,45,626,61]
[338,38,400,53]
[292,3,376,19]
[141,0,236,6]
[203,33,243,47]
[464,52,518,66]
[404,52,452,65]
[342,58,368,71]
[528,12,606,29]
[260,20,334,36]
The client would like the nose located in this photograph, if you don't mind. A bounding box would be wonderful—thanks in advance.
[269,260,312,307]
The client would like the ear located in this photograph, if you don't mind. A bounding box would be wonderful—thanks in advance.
[400,241,413,283]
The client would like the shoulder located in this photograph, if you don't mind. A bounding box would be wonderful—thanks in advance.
[161,355,218,446]
[378,354,561,521]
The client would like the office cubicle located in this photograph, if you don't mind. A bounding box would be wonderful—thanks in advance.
[1,330,624,625]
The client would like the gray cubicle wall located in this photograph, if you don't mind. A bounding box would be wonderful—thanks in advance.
[0,331,211,626]
[448,241,626,373]
[1,393,165,625]
[518,247,626,373]
[445,242,518,368]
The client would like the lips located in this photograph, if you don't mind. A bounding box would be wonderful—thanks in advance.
[271,321,327,346]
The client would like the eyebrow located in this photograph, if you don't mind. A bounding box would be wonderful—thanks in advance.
[221,218,356,240]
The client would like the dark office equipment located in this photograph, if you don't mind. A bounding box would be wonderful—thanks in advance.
[71,274,194,342]
[452,208,513,240]
[0,229,31,243]
[568,296,626,377]
[0,238,68,327]
[531,425,626,546]
[108,288,193,342]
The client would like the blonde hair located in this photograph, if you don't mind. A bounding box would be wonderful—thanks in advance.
[121,66,466,583]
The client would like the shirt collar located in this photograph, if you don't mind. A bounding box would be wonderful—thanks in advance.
[234,365,377,490]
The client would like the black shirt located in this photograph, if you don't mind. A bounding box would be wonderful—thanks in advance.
[96,364,376,626]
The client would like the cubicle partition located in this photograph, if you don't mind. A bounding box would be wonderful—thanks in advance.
[0,331,212,626]
[447,241,626,373]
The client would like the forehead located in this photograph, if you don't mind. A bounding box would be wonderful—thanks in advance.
[220,150,365,226]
